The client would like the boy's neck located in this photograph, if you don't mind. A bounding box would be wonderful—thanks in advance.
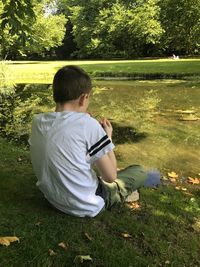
[55,102,85,113]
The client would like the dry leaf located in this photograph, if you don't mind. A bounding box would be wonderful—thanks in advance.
[0,236,19,246]
[162,176,169,181]
[126,201,141,210]
[168,172,178,179]
[74,255,92,265]
[188,177,200,185]
[49,249,57,256]
[181,187,187,191]
[169,178,176,183]
[121,232,132,238]
[175,186,187,191]
[58,242,68,251]
[84,232,93,241]
[17,157,22,162]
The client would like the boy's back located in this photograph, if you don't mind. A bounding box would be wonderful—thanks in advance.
[29,110,114,217]
[30,65,149,218]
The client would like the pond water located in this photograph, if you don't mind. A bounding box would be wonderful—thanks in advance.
[90,80,200,176]
[4,79,200,176]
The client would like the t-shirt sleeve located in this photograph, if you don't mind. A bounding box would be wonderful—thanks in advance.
[85,116,115,164]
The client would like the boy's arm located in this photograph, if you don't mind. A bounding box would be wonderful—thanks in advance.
[95,151,117,183]
[95,118,117,183]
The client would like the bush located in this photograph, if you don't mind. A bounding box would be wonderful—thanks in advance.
[0,84,53,144]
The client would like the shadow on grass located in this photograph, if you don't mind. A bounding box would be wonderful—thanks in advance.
[112,122,147,144]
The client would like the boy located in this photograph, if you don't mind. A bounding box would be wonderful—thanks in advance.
[29,65,149,217]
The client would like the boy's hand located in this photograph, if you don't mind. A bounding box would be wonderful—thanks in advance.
[100,118,113,140]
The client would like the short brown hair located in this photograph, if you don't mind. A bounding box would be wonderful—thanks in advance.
[53,65,92,103]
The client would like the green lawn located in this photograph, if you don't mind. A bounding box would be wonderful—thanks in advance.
[4,58,200,84]
[0,60,200,266]
[0,136,200,267]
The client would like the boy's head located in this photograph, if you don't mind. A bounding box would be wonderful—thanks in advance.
[53,65,92,104]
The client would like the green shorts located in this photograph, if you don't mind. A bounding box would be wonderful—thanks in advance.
[96,165,147,209]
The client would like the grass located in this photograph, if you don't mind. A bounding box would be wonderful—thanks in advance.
[0,136,200,267]
[0,60,200,266]
[3,58,200,83]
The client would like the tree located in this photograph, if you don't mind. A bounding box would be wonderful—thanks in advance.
[0,0,67,59]
[159,0,200,55]
[61,0,163,58]
[24,2,67,57]
[0,0,35,58]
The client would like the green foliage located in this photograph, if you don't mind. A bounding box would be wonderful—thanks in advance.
[24,3,67,56]
[0,60,14,90]
[0,84,53,143]
[1,0,200,58]
[159,0,200,55]
[0,0,67,59]
[67,0,163,58]
[55,0,200,58]
[0,0,35,58]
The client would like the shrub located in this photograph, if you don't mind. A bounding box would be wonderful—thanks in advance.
[0,84,53,144]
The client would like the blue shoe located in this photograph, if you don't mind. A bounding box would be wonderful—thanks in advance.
[144,170,161,188]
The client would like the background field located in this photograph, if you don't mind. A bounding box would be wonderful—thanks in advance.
[5,59,200,84]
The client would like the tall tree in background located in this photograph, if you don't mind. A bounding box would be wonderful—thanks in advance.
[1,0,199,59]
[55,0,77,59]
[25,1,66,58]
[159,0,200,55]
[0,0,66,59]
[62,0,163,58]
[0,0,35,58]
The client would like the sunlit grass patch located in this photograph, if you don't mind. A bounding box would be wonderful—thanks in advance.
[2,58,200,84]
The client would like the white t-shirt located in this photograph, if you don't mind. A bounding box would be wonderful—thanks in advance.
[29,111,115,217]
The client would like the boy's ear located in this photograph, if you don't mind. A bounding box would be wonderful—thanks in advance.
[79,93,88,106]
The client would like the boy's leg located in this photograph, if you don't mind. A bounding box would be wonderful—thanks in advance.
[100,165,147,209]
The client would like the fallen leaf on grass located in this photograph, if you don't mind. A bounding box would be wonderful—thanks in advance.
[175,186,187,191]
[74,255,92,265]
[84,232,93,241]
[126,202,141,210]
[17,157,22,162]
[58,242,68,251]
[162,176,169,181]
[0,236,19,246]
[48,249,57,256]
[187,177,200,185]
[168,172,178,182]
[121,232,132,239]
[181,187,187,191]
[169,178,177,183]
[168,171,178,179]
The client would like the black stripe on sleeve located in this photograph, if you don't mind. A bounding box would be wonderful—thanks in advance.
[89,139,111,157]
[88,135,108,153]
